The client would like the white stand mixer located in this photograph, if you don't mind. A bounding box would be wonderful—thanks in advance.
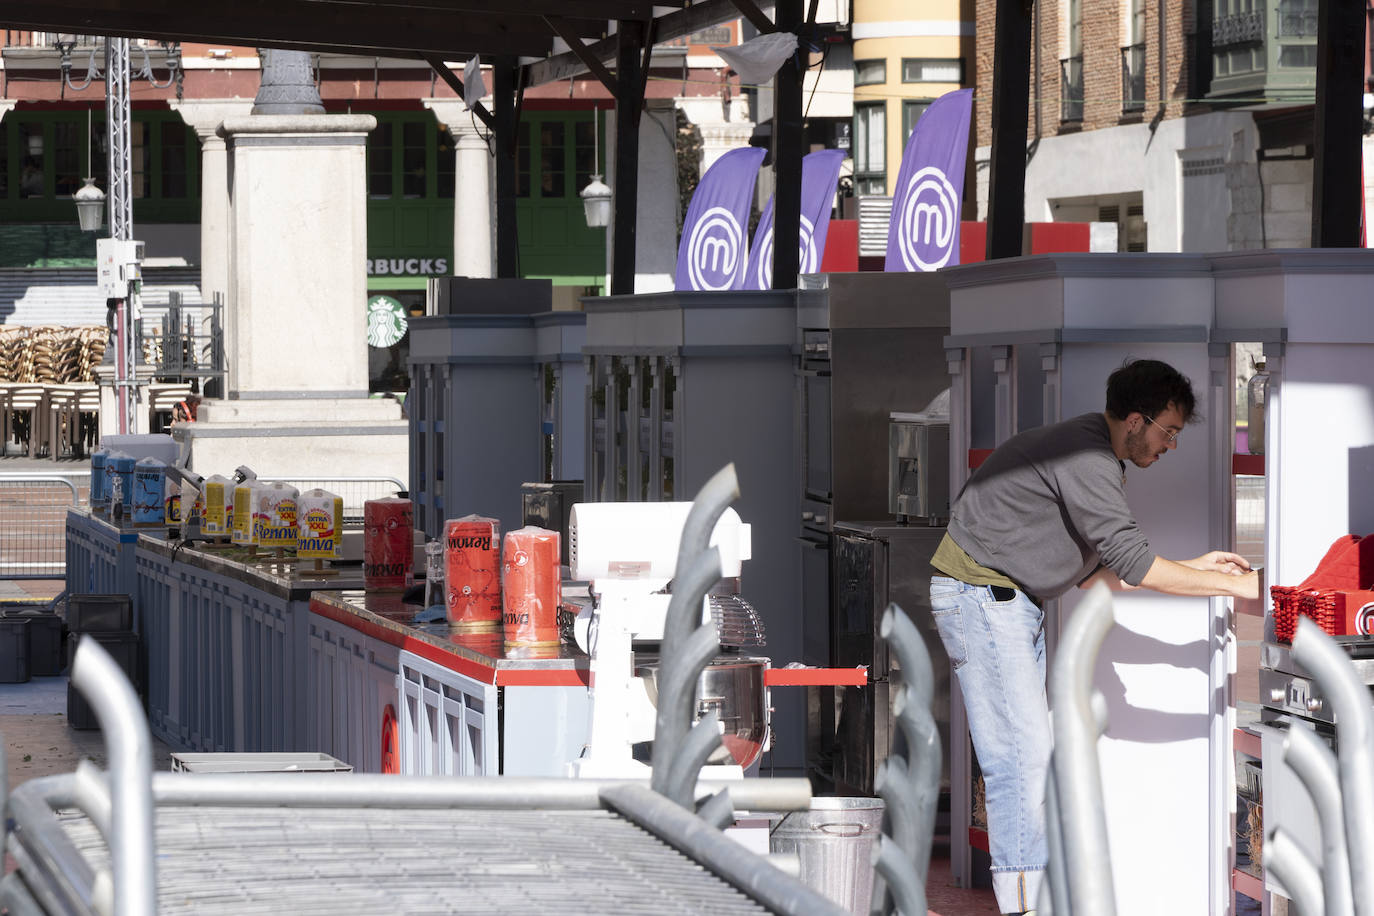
[566,502,766,781]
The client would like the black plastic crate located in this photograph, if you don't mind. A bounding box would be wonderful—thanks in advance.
[67,682,98,730]
[3,610,64,677]
[66,594,133,633]
[66,631,141,691]
[0,618,30,684]
[66,631,142,730]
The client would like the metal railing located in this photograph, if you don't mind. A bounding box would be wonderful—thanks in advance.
[1121,43,1146,113]
[1061,55,1084,122]
[256,476,406,525]
[143,292,226,385]
[0,474,81,579]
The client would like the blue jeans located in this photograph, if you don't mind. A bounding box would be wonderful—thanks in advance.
[929,575,1049,914]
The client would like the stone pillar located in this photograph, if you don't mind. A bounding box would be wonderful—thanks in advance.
[605,100,678,293]
[218,114,376,398]
[697,121,755,176]
[169,100,254,307]
[424,99,493,278]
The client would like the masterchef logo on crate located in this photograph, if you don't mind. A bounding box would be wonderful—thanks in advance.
[1354,596,1374,636]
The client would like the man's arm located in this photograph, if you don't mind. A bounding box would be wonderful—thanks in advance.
[1082,554,1258,599]
[1140,556,1258,599]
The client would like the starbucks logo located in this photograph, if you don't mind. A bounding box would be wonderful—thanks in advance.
[367,295,408,347]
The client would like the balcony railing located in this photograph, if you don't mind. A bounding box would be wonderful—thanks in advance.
[1121,43,1146,112]
[1061,55,1084,122]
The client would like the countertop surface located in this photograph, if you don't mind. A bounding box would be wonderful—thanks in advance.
[311,589,591,681]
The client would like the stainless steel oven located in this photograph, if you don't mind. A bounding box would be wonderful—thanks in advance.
[794,272,953,793]
[1256,637,1374,898]
[826,521,949,797]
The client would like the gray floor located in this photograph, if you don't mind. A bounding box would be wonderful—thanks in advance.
[0,674,67,714]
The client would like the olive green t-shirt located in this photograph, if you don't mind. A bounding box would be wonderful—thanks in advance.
[931,532,1020,591]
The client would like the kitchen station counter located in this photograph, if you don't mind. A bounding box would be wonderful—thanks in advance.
[310,589,589,687]
[67,508,371,758]
[66,509,865,782]
[306,590,593,778]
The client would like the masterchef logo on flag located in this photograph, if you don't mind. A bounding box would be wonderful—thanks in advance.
[751,216,818,290]
[884,88,973,273]
[896,166,962,271]
[744,149,845,290]
[675,147,766,291]
[686,207,747,290]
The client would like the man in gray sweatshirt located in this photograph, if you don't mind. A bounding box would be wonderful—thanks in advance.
[928,358,1259,915]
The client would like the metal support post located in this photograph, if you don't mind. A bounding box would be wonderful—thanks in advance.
[106,36,137,434]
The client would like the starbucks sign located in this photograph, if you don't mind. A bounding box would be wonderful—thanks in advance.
[366,295,408,348]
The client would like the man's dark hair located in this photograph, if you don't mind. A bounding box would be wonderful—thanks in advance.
[1105,359,1198,423]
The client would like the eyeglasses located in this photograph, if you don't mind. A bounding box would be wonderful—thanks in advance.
[1146,415,1180,444]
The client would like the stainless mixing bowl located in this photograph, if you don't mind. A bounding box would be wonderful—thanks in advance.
[637,655,770,769]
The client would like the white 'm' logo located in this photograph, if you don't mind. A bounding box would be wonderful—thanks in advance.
[897,166,960,271]
[754,216,818,289]
[687,206,745,290]
[1358,601,1374,636]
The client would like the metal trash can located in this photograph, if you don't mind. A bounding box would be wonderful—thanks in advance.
[769,797,884,915]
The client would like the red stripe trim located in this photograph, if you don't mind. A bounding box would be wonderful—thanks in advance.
[764,668,868,687]
[1232,867,1264,902]
[497,669,590,687]
[1232,453,1265,476]
[968,826,989,852]
[308,598,589,687]
[968,448,993,469]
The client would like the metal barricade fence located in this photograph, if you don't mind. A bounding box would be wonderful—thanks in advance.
[0,473,85,579]
[256,477,406,525]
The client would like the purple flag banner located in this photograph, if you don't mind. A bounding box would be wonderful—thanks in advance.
[675,147,767,291]
[744,149,846,290]
[884,88,973,272]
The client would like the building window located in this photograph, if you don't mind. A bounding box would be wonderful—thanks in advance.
[854,59,886,86]
[853,102,886,196]
[901,58,964,83]
[160,121,189,198]
[131,122,151,199]
[539,121,566,198]
[402,121,427,199]
[436,126,455,199]
[1277,0,1318,37]
[902,99,933,142]
[19,122,45,198]
[1121,46,1146,112]
[517,121,531,197]
[1122,0,1146,112]
[1062,0,1084,122]
[368,122,393,199]
[1061,56,1085,122]
[1278,44,1318,68]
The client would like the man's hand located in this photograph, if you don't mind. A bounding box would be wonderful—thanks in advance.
[1181,551,1251,576]
[1142,555,1260,599]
